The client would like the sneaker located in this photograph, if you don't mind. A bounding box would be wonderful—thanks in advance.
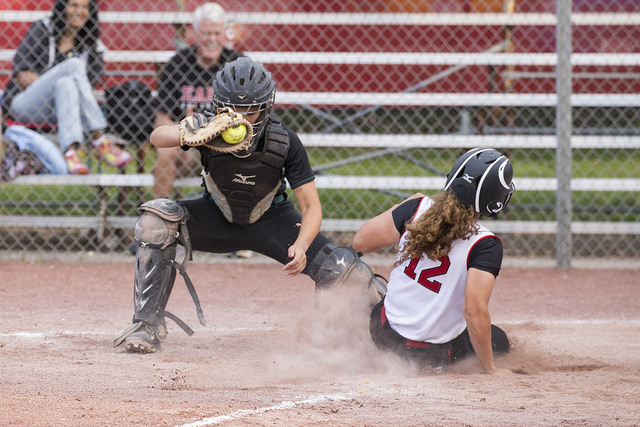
[64,149,89,174]
[94,137,132,169]
[125,329,160,353]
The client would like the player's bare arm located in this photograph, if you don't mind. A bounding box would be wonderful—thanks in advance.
[464,268,512,375]
[150,124,181,148]
[354,192,425,253]
[353,209,400,254]
[284,181,322,276]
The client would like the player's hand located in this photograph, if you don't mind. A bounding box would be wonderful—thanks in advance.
[487,367,515,376]
[283,242,307,276]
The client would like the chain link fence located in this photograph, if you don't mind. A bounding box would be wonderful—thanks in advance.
[1,0,639,267]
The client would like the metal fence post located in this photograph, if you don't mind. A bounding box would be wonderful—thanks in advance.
[556,0,573,268]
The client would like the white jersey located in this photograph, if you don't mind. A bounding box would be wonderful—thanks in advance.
[384,196,497,344]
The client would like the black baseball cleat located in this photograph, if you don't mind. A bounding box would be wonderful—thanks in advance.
[124,329,161,353]
[114,322,164,353]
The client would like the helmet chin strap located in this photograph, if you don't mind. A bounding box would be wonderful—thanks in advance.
[231,148,253,159]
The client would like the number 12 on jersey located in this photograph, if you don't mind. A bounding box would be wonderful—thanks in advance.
[403,256,451,293]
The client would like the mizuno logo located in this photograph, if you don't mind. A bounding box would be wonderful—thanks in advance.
[232,174,256,185]
[336,256,346,267]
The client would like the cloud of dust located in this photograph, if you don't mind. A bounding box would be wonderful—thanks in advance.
[492,326,609,375]
[266,276,416,380]
[262,272,567,379]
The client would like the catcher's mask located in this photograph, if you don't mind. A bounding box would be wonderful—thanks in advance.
[443,147,515,217]
[212,57,276,158]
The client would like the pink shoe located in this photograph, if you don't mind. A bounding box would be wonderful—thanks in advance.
[94,137,132,169]
[65,149,89,175]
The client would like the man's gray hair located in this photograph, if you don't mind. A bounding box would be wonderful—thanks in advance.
[193,2,226,30]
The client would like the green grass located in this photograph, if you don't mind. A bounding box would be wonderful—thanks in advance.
[1,144,638,223]
[308,147,640,179]
[307,147,640,221]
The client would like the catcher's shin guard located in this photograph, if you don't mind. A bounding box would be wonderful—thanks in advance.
[309,243,387,304]
[130,245,177,345]
[113,199,205,349]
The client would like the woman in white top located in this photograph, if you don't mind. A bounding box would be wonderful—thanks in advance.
[353,147,515,374]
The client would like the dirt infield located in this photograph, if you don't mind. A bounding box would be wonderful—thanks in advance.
[1,258,639,426]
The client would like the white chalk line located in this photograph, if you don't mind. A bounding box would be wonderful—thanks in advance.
[1,319,638,341]
[177,392,357,427]
[0,326,278,340]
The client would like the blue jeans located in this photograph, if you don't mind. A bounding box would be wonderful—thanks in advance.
[4,125,68,174]
[10,57,107,152]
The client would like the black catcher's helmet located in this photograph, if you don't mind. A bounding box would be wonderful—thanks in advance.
[443,147,515,217]
[212,57,276,157]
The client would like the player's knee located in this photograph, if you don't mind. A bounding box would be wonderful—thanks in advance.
[309,243,387,303]
[309,243,359,288]
[135,198,187,249]
[491,325,510,355]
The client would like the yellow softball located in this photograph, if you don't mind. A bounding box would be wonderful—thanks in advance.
[221,124,247,144]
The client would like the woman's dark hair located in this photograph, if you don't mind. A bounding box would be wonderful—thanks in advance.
[50,0,100,48]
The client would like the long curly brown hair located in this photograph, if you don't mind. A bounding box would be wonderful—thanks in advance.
[396,192,479,266]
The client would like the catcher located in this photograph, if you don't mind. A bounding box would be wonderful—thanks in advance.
[114,57,385,353]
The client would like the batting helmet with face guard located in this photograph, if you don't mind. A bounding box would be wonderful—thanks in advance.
[212,57,276,157]
[443,147,515,217]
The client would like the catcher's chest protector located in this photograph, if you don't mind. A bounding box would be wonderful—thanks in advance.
[203,122,290,224]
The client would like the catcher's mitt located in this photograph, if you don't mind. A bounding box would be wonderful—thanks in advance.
[179,107,253,153]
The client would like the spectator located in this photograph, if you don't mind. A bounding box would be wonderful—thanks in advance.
[2,0,132,174]
[152,2,242,198]
[352,148,515,374]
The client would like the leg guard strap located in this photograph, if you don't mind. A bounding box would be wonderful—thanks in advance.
[113,321,144,347]
[172,259,206,327]
[163,310,195,336]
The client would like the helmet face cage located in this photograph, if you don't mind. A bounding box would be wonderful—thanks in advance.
[212,58,276,157]
[444,147,515,217]
[213,96,274,153]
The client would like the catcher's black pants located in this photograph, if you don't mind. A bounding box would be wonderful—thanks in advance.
[369,299,509,369]
[178,196,331,279]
